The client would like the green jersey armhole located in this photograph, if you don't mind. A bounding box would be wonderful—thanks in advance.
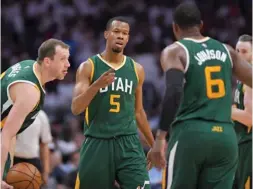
[7,80,40,111]
[88,58,95,83]
[175,41,190,73]
[132,60,139,83]
[222,44,233,68]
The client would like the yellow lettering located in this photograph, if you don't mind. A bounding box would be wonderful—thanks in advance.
[109,94,120,113]
[205,66,225,99]
[212,126,223,132]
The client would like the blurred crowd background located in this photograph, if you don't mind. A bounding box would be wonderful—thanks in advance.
[1,0,252,188]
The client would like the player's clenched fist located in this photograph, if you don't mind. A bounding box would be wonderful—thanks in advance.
[1,181,13,189]
[94,68,115,88]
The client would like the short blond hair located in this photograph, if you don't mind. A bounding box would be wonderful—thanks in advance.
[37,38,69,64]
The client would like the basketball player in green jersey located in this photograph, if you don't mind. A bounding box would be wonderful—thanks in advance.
[71,17,154,189]
[232,35,252,189]
[1,39,70,189]
[149,2,252,189]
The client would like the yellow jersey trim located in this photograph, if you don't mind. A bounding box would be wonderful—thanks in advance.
[88,58,95,82]
[162,168,167,189]
[85,107,89,126]
[242,84,246,93]
[0,117,7,129]
[74,173,80,189]
[133,61,139,83]
[0,72,6,79]
[97,54,126,70]
[32,85,41,111]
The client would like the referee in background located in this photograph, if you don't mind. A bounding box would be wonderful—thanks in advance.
[13,110,52,185]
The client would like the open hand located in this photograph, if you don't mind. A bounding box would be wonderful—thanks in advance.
[94,68,115,88]
[149,139,167,169]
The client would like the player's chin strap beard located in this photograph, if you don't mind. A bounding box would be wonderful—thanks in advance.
[112,48,121,53]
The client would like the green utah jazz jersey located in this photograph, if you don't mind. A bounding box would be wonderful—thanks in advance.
[1,60,45,134]
[172,37,233,126]
[234,81,252,143]
[84,54,139,138]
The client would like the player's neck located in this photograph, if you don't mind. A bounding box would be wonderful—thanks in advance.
[101,50,124,64]
[180,29,204,40]
[34,62,53,85]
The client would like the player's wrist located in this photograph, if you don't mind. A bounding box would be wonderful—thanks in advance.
[155,130,167,140]
[149,140,155,148]
[91,81,102,90]
[90,81,101,91]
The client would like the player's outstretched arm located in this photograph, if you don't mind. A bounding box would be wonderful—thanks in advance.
[134,63,154,148]
[156,43,185,139]
[71,61,94,115]
[232,86,252,129]
[71,60,115,115]
[149,43,185,169]
[226,44,252,88]
[1,83,40,180]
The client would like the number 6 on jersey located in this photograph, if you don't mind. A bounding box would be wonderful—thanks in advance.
[110,94,120,113]
[205,66,225,99]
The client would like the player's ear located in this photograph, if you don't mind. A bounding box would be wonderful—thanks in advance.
[126,33,129,43]
[172,22,177,34]
[43,57,51,67]
[172,22,176,31]
[104,30,109,40]
[199,21,203,31]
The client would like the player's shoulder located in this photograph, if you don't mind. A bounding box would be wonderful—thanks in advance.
[8,81,41,105]
[132,60,142,69]
[125,55,140,67]
[5,59,35,72]
[128,57,143,73]
[126,56,144,82]
[15,59,36,70]
[76,58,94,78]
[221,43,237,62]
[222,43,234,53]
[82,53,100,65]
[3,60,36,81]
[79,56,95,68]
[19,59,36,64]
[206,37,233,52]
[162,42,185,58]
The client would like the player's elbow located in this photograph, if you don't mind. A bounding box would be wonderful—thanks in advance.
[245,113,252,127]
[1,130,13,148]
[71,105,81,115]
[135,109,146,121]
[135,109,141,117]
[71,102,83,115]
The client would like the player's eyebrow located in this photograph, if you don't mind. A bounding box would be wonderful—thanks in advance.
[113,27,129,32]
